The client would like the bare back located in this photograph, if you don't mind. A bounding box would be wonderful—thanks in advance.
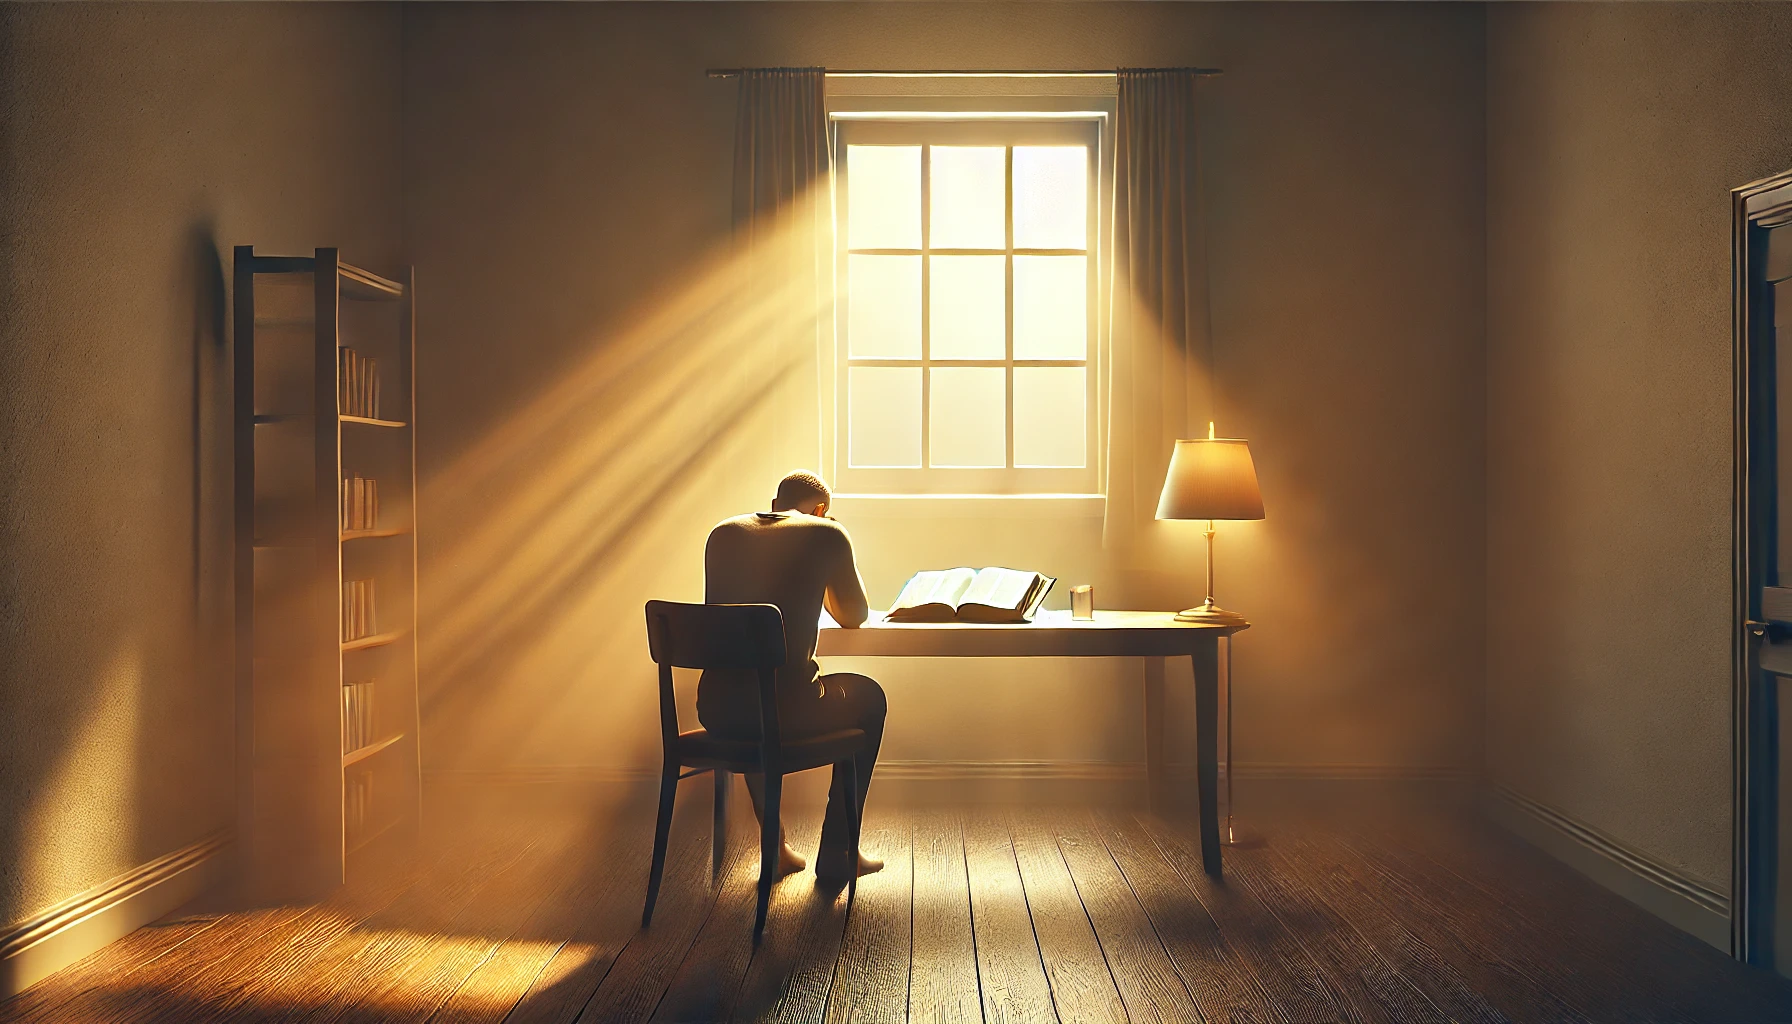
[696,511,869,731]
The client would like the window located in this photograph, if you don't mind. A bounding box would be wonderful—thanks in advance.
[832,116,1100,495]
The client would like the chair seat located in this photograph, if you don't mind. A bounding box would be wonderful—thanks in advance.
[676,727,868,774]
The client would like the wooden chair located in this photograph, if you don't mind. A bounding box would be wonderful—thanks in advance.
[642,600,867,940]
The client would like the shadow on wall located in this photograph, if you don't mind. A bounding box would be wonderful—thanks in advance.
[419,197,829,774]
[0,220,234,928]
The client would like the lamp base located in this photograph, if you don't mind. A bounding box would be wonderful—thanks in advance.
[1174,601,1250,626]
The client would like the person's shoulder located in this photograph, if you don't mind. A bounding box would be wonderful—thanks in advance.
[707,512,761,540]
[794,515,855,550]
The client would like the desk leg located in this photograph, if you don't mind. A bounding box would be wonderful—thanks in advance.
[1193,641,1222,876]
[1144,656,1165,813]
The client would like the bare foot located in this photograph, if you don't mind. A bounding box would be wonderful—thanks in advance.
[777,843,807,878]
[814,849,883,882]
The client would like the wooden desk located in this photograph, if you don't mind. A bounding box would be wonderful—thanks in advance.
[816,609,1246,875]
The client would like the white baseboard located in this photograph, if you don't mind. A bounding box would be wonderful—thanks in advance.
[1483,784,1730,951]
[0,831,231,999]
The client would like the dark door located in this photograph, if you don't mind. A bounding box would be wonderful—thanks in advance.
[1735,168,1792,971]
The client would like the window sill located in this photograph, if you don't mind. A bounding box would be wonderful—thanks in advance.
[830,493,1106,520]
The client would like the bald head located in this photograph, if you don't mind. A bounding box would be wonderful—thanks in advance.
[772,470,832,516]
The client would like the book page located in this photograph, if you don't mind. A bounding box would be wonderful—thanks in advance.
[938,567,977,608]
[889,570,944,612]
[889,567,977,614]
[961,567,1038,612]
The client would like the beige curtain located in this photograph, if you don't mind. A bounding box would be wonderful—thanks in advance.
[732,68,833,478]
[1104,69,1213,554]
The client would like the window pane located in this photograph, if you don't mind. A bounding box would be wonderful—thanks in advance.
[929,255,1005,360]
[930,147,1006,249]
[1014,367,1086,468]
[847,255,921,359]
[929,367,1006,468]
[1014,255,1087,360]
[1014,146,1088,249]
[848,146,921,249]
[849,367,921,468]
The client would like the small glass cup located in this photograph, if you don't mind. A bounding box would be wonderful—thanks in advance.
[1070,584,1095,620]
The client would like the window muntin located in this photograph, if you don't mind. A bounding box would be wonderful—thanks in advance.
[833,118,1100,495]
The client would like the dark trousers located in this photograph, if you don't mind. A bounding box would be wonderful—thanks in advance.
[702,672,886,854]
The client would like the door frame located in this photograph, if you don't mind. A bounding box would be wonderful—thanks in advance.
[1732,167,1792,965]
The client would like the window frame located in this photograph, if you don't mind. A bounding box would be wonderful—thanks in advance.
[828,112,1106,496]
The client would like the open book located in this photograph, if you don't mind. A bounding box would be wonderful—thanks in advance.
[885,567,1056,624]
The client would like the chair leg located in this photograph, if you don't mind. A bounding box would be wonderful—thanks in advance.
[642,761,679,927]
[754,772,782,942]
[842,760,860,914]
[712,769,730,879]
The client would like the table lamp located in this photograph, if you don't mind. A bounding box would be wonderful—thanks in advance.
[1155,423,1265,625]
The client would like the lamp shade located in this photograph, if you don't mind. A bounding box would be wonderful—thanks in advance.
[1155,437,1265,521]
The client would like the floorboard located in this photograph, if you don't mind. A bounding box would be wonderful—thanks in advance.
[1331,813,1682,1022]
[574,790,735,1024]
[6,796,1791,1024]
[732,811,852,1024]
[428,805,650,1024]
[1094,811,1278,1024]
[496,798,662,1024]
[820,810,912,1024]
[1248,825,1505,1024]
[1366,808,1792,1023]
[262,825,545,1023]
[1215,821,1445,1023]
[1053,813,1200,1024]
[962,816,1054,1024]
[1126,811,1345,1023]
[0,917,221,1024]
[906,810,980,1024]
[646,798,760,1024]
[1004,814,1125,1024]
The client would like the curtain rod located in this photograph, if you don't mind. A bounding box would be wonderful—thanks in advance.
[705,68,1223,79]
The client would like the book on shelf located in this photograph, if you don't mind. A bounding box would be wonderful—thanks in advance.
[341,476,380,532]
[337,346,381,419]
[342,679,376,753]
[341,579,378,641]
[885,567,1056,624]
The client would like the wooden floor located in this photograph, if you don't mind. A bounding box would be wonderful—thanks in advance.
[6,786,1792,1023]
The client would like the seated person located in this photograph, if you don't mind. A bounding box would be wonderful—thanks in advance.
[697,470,885,882]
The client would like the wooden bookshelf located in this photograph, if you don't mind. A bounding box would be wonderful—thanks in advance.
[233,247,423,899]
[341,526,411,542]
[342,732,405,767]
[342,631,404,653]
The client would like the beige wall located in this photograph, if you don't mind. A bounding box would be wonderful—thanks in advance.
[0,3,402,928]
[403,2,1488,779]
[1486,2,1792,891]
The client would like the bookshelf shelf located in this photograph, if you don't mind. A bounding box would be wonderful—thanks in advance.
[343,733,405,767]
[341,527,410,542]
[235,246,422,900]
[347,814,404,856]
[342,631,403,653]
[339,262,405,302]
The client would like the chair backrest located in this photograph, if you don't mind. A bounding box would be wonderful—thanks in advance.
[643,600,788,764]
[643,601,786,670]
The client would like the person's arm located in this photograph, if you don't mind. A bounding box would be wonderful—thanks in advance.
[823,525,870,628]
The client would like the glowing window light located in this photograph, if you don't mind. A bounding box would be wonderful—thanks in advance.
[840,128,1093,490]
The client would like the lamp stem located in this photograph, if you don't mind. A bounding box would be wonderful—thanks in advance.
[1175,520,1246,625]
[1205,520,1217,607]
